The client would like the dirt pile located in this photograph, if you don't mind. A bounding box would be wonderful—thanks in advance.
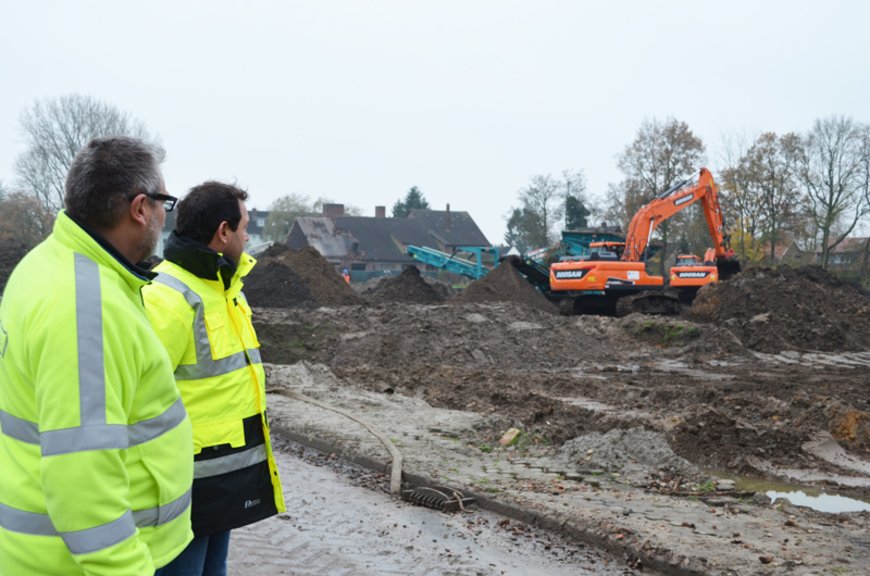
[0,240,32,293]
[451,256,557,314]
[555,427,698,479]
[690,265,870,352]
[364,266,446,304]
[245,246,364,308]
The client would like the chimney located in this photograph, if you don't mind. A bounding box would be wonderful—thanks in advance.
[445,203,451,227]
[375,205,386,218]
[322,203,345,218]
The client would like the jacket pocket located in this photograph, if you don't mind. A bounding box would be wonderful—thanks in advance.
[193,417,246,454]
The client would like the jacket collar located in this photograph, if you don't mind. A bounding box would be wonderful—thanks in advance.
[56,211,156,289]
[163,231,237,288]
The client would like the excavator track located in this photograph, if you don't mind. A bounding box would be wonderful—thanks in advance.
[615,291,682,317]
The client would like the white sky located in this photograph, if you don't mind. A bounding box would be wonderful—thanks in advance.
[1,0,868,244]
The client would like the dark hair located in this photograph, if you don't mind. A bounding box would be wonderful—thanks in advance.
[175,181,249,244]
[64,136,165,231]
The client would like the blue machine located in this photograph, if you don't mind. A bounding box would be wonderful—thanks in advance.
[406,245,500,279]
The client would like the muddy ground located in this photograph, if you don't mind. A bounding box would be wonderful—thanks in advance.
[244,249,868,574]
[3,244,868,573]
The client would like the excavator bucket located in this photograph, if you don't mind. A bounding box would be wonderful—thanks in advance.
[716,257,742,280]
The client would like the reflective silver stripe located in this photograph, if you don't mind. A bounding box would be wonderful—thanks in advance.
[0,489,191,545]
[128,398,187,445]
[41,424,128,455]
[74,254,106,427]
[1,399,186,455]
[0,409,39,443]
[194,444,267,479]
[153,273,210,367]
[154,272,262,380]
[131,488,192,527]
[62,510,135,555]
[174,349,259,380]
[0,502,56,535]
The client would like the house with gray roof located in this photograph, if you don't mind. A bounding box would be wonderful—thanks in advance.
[286,204,491,280]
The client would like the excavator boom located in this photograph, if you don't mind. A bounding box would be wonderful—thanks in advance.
[623,168,732,263]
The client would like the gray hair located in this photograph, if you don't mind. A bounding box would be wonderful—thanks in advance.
[64,136,165,231]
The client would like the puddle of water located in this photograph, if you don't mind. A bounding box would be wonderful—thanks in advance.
[765,490,870,513]
[708,470,870,513]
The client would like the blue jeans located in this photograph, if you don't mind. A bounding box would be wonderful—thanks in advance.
[155,531,231,576]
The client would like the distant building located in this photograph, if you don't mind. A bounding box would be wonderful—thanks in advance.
[764,237,870,272]
[824,236,870,271]
[286,204,491,280]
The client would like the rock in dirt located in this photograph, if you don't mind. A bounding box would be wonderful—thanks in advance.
[245,246,364,308]
[690,265,870,352]
[451,256,557,314]
[363,266,447,304]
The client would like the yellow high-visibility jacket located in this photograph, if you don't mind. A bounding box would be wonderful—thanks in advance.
[142,236,284,535]
[0,212,194,575]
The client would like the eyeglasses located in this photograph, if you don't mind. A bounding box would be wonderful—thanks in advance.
[145,192,178,212]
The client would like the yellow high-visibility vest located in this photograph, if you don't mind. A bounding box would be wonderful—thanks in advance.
[143,252,284,534]
[0,211,194,575]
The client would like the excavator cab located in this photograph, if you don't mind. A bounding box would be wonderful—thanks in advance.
[674,254,702,267]
[585,241,624,261]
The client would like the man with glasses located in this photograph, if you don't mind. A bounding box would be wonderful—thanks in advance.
[144,181,285,576]
[0,136,194,574]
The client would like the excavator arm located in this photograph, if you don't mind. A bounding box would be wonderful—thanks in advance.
[622,168,734,264]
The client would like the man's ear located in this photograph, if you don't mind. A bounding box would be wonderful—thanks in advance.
[210,221,230,248]
[128,194,150,227]
[218,221,228,240]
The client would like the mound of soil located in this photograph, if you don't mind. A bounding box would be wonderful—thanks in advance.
[556,427,698,477]
[451,256,557,314]
[364,266,446,304]
[245,246,364,308]
[0,240,31,292]
[244,262,314,307]
[690,265,870,352]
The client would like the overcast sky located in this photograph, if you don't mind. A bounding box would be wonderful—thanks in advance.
[2,0,868,244]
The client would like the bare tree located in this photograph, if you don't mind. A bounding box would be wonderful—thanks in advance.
[504,206,546,253]
[717,131,764,262]
[0,189,55,248]
[263,194,361,243]
[612,117,706,274]
[263,194,315,243]
[797,116,870,269]
[520,174,564,245]
[736,132,803,263]
[561,169,594,229]
[14,94,154,213]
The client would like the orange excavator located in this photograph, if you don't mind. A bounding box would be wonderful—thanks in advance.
[669,249,719,301]
[548,167,740,314]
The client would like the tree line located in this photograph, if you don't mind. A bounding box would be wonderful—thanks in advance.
[505,116,870,271]
[2,95,868,273]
